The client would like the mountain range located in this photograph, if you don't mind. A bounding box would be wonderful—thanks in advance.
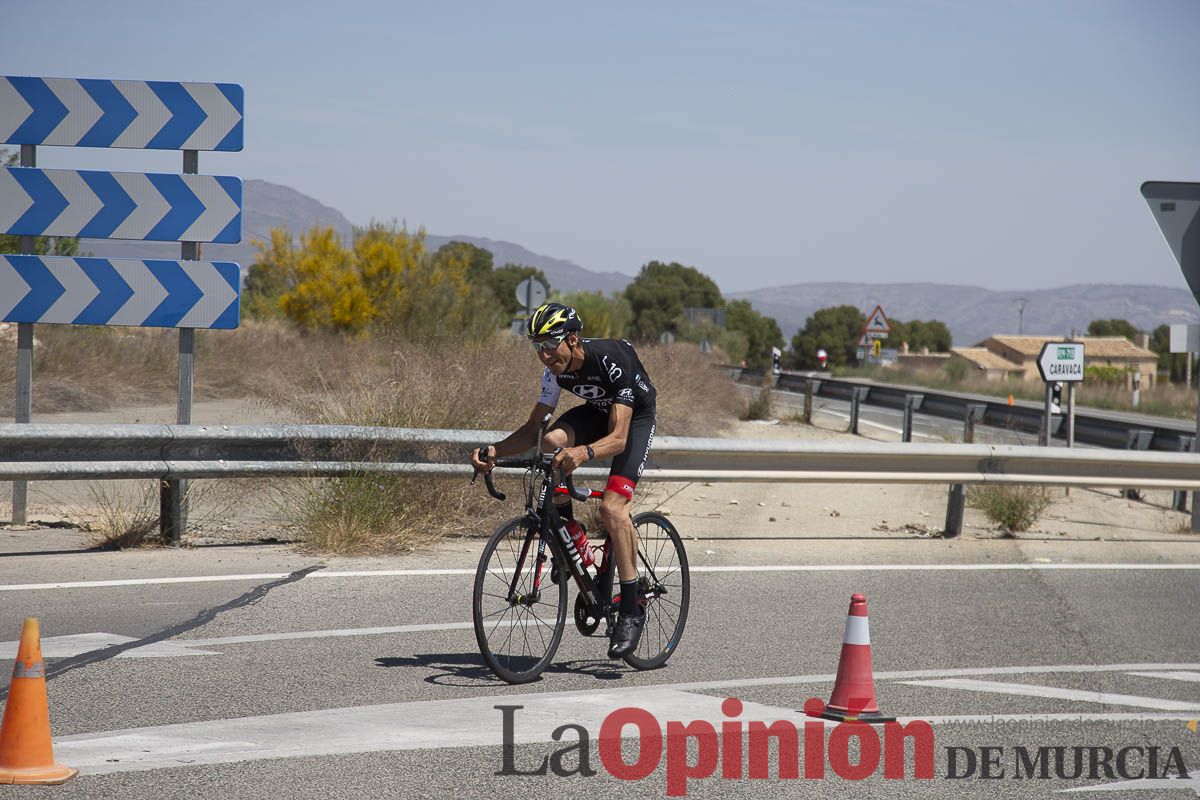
[78,179,1198,346]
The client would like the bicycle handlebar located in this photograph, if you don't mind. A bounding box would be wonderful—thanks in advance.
[562,471,592,502]
[471,443,592,503]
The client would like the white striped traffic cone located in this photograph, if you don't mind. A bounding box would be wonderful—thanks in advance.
[819,593,893,723]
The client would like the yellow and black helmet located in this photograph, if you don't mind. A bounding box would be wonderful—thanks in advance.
[526,302,582,338]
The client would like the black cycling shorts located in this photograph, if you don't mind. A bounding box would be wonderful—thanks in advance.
[551,404,656,500]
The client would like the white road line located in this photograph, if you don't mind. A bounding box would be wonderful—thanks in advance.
[899,678,1200,711]
[1058,774,1200,793]
[4,562,1199,592]
[1125,670,1200,683]
[185,621,479,646]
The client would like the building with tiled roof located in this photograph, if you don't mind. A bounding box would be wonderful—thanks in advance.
[948,347,1024,380]
[970,335,1159,386]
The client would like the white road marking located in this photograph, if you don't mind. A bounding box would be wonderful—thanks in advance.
[1125,670,1200,683]
[53,683,1200,778]
[1057,776,1200,793]
[899,678,1200,711]
[4,562,1199,592]
[0,632,221,659]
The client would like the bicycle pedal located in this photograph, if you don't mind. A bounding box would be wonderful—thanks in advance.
[550,562,560,584]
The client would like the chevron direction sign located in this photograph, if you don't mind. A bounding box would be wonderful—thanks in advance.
[1,76,242,151]
[0,255,239,329]
[0,167,241,243]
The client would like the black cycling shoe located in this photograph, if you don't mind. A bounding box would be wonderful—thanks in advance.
[608,610,646,659]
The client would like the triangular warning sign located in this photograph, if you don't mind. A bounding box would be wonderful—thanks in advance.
[864,305,890,334]
[1142,182,1200,305]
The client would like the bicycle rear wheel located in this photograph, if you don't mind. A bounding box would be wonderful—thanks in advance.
[622,512,690,670]
[473,517,567,684]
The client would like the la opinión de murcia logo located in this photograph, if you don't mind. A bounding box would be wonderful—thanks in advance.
[496,700,1190,796]
[498,697,935,796]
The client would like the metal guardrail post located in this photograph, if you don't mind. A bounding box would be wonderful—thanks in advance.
[1120,429,1154,500]
[943,404,987,539]
[902,394,925,443]
[803,379,814,425]
[1173,437,1194,512]
[849,387,868,435]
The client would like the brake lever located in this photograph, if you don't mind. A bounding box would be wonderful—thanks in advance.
[471,446,506,501]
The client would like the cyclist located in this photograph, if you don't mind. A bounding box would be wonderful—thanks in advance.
[471,302,657,659]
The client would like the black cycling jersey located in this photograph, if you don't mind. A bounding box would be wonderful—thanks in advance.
[536,338,657,414]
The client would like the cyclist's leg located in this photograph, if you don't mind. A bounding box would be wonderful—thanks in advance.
[602,409,655,597]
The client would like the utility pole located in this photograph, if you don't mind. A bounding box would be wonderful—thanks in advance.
[1016,297,1029,335]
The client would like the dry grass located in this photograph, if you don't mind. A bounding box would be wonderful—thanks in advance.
[80,478,258,549]
[968,483,1054,533]
[253,333,741,554]
[0,320,308,415]
[0,321,740,553]
[85,481,162,549]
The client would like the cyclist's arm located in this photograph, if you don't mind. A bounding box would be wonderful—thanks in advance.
[549,404,631,475]
[592,403,632,460]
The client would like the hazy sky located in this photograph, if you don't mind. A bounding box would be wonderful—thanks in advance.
[2,1,1198,294]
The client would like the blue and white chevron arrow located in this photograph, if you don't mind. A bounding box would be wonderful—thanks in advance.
[0,167,241,243]
[0,76,243,151]
[0,255,240,329]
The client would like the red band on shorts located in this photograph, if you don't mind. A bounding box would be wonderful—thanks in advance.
[605,475,636,500]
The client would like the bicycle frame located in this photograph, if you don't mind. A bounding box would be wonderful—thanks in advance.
[477,415,615,623]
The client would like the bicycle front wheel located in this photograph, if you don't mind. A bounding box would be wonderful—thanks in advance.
[623,511,690,670]
[473,517,567,684]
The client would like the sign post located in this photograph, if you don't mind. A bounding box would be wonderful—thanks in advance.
[857,305,890,365]
[1141,182,1200,532]
[1036,342,1084,447]
[514,276,546,315]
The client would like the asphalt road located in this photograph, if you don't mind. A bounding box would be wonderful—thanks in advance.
[1,534,1198,798]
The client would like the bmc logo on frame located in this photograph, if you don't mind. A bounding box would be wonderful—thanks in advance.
[496,700,1190,796]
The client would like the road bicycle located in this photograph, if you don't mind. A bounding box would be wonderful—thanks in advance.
[471,416,690,684]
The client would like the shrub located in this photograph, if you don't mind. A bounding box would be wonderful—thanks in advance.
[968,484,1053,532]
[741,386,773,421]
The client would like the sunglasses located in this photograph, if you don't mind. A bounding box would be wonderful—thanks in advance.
[531,334,567,353]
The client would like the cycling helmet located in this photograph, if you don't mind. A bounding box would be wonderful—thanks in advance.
[526,302,582,338]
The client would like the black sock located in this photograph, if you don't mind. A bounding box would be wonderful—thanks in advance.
[555,500,574,522]
[620,579,641,616]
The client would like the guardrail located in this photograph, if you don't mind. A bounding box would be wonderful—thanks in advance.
[3,422,1198,540]
[734,369,1197,453]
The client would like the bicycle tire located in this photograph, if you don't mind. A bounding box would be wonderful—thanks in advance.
[622,511,690,670]
[473,516,567,684]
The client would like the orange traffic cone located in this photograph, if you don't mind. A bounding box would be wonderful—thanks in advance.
[0,618,77,784]
[816,594,893,724]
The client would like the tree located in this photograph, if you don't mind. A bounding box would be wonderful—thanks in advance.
[1150,324,1188,383]
[277,225,374,335]
[242,227,295,320]
[789,305,866,369]
[725,299,783,369]
[624,260,723,342]
[0,148,80,257]
[491,263,550,317]
[249,223,503,340]
[889,319,952,352]
[558,290,631,339]
[1087,318,1140,340]
[434,241,493,284]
